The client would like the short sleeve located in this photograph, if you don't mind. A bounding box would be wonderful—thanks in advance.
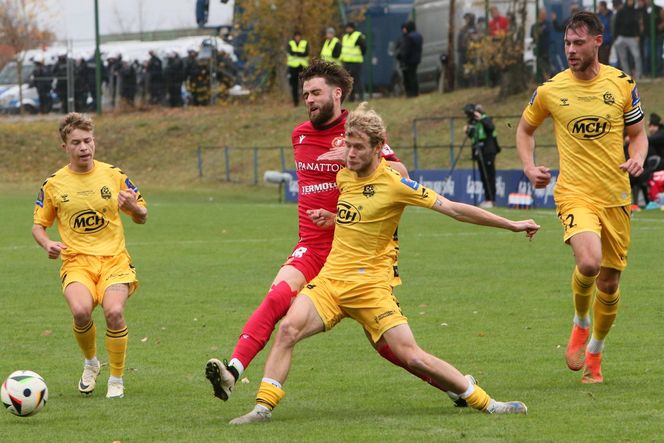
[522,86,549,128]
[33,184,55,228]
[622,81,644,127]
[393,176,437,209]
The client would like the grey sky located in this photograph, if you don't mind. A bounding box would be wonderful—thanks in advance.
[39,0,233,44]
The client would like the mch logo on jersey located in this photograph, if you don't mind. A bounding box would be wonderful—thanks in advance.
[336,201,361,225]
[70,209,109,234]
[567,116,612,140]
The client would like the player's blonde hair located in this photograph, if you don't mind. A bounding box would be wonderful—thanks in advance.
[345,102,386,148]
[59,112,94,142]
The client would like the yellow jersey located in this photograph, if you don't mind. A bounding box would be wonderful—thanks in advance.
[522,64,643,207]
[320,159,437,282]
[34,160,146,257]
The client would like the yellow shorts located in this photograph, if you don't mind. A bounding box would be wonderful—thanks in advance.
[556,201,631,271]
[300,276,408,343]
[60,252,138,306]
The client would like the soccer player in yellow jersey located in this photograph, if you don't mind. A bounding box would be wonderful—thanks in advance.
[516,12,648,384]
[229,103,540,424]
[32,113,148,399]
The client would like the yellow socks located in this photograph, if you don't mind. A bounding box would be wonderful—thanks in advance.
[572,266,597,319]
[256,381,286,411]
[105,326,129,378]
[592,289,620,341]
[73,320,96,359]
[462,384,491,411]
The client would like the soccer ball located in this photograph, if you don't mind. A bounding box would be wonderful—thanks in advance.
[1,370,48,417]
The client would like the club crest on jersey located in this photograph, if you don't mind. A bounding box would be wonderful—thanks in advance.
[100,186,112,200]
[336,201,361,225]
[400,177,420,190]
[603,91,615,105]
[331,136,345,149]
[362,184,375,198]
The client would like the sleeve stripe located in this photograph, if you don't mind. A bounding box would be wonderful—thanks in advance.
[624,107,641,119]
[624,106,644,126]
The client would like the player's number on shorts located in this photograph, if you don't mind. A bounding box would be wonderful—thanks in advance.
[560,213,576,231]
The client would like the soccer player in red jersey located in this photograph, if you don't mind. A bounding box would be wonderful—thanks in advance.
[206,60,460,403]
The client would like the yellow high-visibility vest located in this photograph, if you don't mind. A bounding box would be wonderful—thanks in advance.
[287,40,309,68]
[320,37,341,64]
[340,31,363,63]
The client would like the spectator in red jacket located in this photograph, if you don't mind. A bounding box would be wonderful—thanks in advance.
[489,6,509,36]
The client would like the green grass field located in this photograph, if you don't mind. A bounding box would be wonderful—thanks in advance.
[1,188,663,442]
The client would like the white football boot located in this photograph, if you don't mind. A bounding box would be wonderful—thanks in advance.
[78,361,101,394]
[229,405,272,425]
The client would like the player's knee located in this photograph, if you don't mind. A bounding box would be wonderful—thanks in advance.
[597,279,619,295]
[274,318,301,348]
[577,260,600,277]
[71,309,92,326]
[103,305,125,328]
[392,345,426,370]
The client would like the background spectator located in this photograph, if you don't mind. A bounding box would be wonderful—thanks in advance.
[320,27,341,65]
[531,9,552,80]
[597,1,614,64]
[638,0,663,77]
[164,52,185,107]
[464,103,501,208]
[614,0,642,78]
[30,59,53,114]
[340,22,366,101]
[488,6,509,37]
[457,13,479,87]
[396,20,423,98]
[286,31,308,107]
[146,50,165,105]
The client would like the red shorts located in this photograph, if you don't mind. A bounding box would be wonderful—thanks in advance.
[282,242,330,282]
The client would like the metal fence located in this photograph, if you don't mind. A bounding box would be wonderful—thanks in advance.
[196,115,559,183]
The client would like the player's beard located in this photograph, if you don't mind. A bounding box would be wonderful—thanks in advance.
[309,97,335,129]
[568,51,594,73]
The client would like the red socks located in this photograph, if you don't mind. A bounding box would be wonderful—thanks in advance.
[230,281,298,370]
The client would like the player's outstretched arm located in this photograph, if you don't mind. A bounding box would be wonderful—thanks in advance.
[307,208,335,229]
[430,194,540,240]
[516,117,551,188]
[31,224,67,259]
[620,120,648,177]
[118,189,148,224]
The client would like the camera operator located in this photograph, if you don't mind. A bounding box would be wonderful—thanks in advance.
[464,104,501,208]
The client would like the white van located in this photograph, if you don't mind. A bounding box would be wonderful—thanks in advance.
[0,61,43,114]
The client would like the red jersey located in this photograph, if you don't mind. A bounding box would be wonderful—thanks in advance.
[291,110,399,253]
